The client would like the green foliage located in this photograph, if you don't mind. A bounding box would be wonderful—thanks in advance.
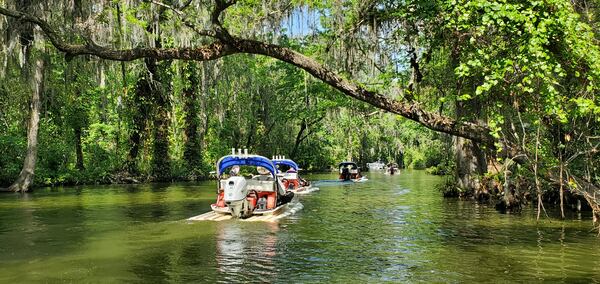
[13,0,600,191]
[0,133,26,185]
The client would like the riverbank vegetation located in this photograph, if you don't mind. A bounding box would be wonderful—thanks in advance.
[0,0,599,229]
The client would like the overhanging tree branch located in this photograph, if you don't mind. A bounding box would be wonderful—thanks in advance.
[0,7,235,61]
[0,3,496,147]
[229,38,497,146]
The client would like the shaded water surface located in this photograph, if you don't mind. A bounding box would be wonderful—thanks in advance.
[0,171,599,283]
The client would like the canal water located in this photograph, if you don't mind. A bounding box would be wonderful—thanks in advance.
[0,171,598,283]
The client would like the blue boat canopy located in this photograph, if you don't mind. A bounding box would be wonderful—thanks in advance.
[272,159,299,172]
[217,155,277,177]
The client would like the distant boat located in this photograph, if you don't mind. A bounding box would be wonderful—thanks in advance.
[339,161,367,182]
[272,156,319,194]
[367,161,385,170]
[385,162,399,175]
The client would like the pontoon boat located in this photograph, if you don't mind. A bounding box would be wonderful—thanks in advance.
[211,149,295,218]
[272,156,318,194]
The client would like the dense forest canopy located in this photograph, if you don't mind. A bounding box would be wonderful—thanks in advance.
[0,0,599,227]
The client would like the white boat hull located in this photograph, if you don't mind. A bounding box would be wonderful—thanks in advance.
[290,186,319,195]
[189,202,302,222]
[210,203,288,216]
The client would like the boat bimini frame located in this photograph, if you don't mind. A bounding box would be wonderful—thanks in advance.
[272,155,312,193]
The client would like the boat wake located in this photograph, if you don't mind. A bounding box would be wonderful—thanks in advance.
[293,186,320,195]
[313,177,368,186]
[353,177,368,182]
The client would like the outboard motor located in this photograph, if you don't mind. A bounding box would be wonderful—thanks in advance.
[223,176,251,218]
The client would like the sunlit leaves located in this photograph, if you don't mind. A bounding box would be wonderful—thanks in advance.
[444,0,600,125]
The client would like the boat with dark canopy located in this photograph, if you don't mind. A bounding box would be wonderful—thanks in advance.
[338,161,366,182]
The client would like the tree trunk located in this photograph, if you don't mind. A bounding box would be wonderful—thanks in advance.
[152,104,171,181]
[292,85,311,160]
[70,80,85,171]
[455,136,487,192]
[143,5,173,182]
[182,62,202,172]
[150,59,172,182]
[5,58,45,192]
[291,120,307,160]
[125,77,151,174]
[454,100,487,197]
[74,127,84,171]
[200,62,209,149]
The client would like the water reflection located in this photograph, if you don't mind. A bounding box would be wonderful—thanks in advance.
[121,184,171,222]
[215,222,279,283]
[0,172,599,283]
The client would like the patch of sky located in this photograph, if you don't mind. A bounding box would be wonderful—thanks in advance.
[280,6,324,37]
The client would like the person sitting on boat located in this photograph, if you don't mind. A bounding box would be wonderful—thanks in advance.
[257,166,270,175]
[229,165,240,176]
[288,167,308,186]
[299,177,310,187]
[341,166,350,180]
[254,166,272,181]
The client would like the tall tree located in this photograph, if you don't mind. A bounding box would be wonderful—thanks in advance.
[182,62,202,174]
[2,0,45,192]
[6,57,45,192]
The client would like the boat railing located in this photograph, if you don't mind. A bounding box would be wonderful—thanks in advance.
[219,178,275,192]
[282,172,298,179]
[246,180,276,192]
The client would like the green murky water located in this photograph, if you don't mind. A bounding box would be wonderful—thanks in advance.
[0,171,598,283]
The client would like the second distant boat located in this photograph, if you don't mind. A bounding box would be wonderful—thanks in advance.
[272,156,319,194]
[386,162,399,175]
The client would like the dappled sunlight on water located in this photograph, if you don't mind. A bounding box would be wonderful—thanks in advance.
[0,171,599,282]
